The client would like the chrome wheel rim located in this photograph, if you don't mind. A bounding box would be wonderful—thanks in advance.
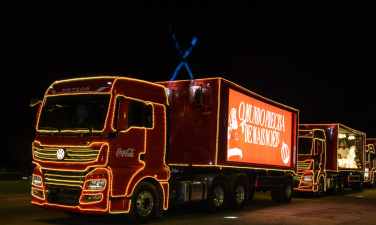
[136,191,154,216]
[235,185,245,204]
[213,186,224,207]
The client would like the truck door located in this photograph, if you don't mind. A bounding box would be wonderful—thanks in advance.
[314,139,325,172]
[111,98,152,167]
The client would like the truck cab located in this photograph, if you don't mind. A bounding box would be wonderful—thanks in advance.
[364,140,376,187]
[294,128,336,196]
[31,77,170,222]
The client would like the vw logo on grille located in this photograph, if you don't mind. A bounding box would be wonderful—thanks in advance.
[56,148,66,160]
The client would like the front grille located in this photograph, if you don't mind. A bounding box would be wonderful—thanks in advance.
[297,161,311,170]
[34,146,101,162]
[43,169,87,206]
[43,169,87,188]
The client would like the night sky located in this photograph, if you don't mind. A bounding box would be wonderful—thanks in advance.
[2,1,376,170]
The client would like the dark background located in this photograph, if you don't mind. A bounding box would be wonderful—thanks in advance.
[1,0,376,171]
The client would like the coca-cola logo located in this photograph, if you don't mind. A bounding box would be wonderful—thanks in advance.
[116,148,135,157]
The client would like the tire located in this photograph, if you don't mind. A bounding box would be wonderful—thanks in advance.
[331,179,339,195]
[277,178,294,203]
[338,177,345,194]
[271,189,279,202]
[357,181,363,191]
[126,182,158,224]
[205,180,228,213]
[314,178,324,198]
[228,179,248,210]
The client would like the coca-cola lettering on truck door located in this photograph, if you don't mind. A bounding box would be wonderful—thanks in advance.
[227,89,292,167]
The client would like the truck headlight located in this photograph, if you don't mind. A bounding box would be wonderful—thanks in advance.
[86,180,106,190]
[302,176,312,181]
[365,168,369,172]
[32,175,42,186]
[365,172,369,179]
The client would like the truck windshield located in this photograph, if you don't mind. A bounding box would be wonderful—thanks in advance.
[298,138,313,155]
[38,94,111,136]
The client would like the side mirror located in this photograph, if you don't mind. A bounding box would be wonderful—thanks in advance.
[30,98,42,108]
[117,100,129,130]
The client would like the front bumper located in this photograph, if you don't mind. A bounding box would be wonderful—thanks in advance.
[31,167,110,215]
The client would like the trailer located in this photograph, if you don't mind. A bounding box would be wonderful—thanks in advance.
[364,138,376,187]
[295,124,365,197]
[30,77,298,223]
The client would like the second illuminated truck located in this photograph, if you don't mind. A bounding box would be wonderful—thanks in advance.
[30,77,298,223]
[295,124,365,196]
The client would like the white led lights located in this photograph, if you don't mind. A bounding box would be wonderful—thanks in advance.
[302,176,312,181]
[86,180,106,190]
[348,135,355,140]
[32,175,42,186]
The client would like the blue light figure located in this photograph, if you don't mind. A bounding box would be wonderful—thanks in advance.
[169,26,197,81]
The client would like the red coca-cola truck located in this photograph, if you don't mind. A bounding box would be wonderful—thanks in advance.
[30,77,298,223]
[295,124,365,196]
[364,138,376,187]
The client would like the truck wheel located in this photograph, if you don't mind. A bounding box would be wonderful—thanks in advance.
[278,178,294,203]
[206,180,227,213]
[228,179,248,210]
[357,181,364,191]
[314,178,324,198]
[338,177,345,194]
[126,182,158,224]
[271,189,280,202]
[331,179,339,195]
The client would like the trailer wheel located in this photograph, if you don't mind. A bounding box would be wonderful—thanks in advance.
[360,181,364,190]
[126,182,158,224]
[337,177,345,194]
[277,178,294,203]
[228,179,248,210]
[331,179,339,195]
[206,180,227,213]
[314,178,324,198]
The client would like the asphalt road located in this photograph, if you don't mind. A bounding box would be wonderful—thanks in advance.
[1,188,375,225]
